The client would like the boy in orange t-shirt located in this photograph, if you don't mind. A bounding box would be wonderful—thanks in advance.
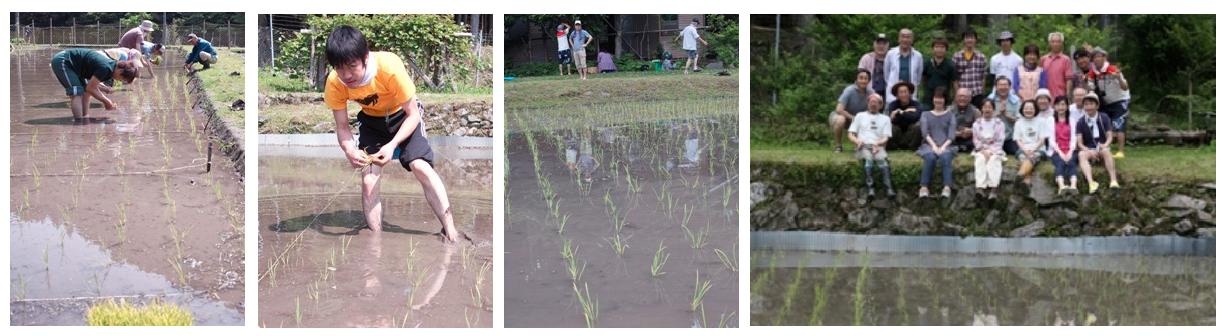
[322,25,458,242]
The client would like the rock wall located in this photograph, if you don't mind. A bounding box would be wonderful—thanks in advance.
[751,161,1216,238]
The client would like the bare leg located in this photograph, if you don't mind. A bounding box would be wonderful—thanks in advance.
[81,94,92,118]
[684,58,692,74]
[361,164,384,231]
[1079,151,1095,185]
[831,116,846,149]
[70,95,85,120]
[1117,133,1126,153]
[1103,150,1119,184]
[410,160,458,243]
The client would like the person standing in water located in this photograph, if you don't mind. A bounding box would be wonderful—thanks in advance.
[321,25,459,242]
[50,48,140,122]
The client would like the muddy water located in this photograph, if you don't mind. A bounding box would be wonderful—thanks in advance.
[505,116,739,327]
[258,144,493,328]
[751,250,1216,326]
[9,48,245,325]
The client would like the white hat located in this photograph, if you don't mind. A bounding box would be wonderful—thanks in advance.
[1035,88,1052,100]
[574,20,583,25]
[140,20,155,32]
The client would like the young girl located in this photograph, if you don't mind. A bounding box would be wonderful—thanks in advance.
[1050,96,1079,193]
[973,100,1006,199]
[50,48,140,122]
[1013,100,1050,185]
[1012,44,1048,101]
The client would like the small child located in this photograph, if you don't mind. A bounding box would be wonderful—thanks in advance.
[973,100,1006,199]
[1013,99,1050,186]
[556,23,572,76]
[50,48,140,122]
[183,33,219,72]
[322,25,459,242]
[1050,96,1079,193]
[848,93,895,198]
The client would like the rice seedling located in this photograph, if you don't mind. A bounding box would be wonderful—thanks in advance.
[718,310,736,328]
[556,213,571,235]
[472,261,491,308]
[606,232,628,257]
[86,299,194,326]
[115,203,128,243]
[690,270,713,312]
[42,245,50,270]
[14,274,26,301]
[167,256,188,287]
[714,248,737,272]
[294,296,302,326]
[650,240,670,277]
[572,282,599,328]
[853,256,871,326]
[682,220,710,250]
[561,239,585,282]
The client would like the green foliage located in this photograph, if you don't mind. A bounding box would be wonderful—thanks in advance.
[701,15,740,68]
[753,15,1217,145]
[120,13,154,29]
[506,63,559,77]
[276,15,478,91]
[614,54,652,72]
[85,299,194,326]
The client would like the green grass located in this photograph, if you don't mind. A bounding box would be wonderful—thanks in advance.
[195,47,245,127]
[752,142,1216,182]
[85,299,194,326]
[506,70,737,110]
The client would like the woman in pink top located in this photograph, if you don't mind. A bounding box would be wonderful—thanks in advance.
[1050,96,1079,194]
[972,100,1006,199]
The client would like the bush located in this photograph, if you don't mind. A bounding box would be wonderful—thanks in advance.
[276,15,478,91]
[506,62,559,77]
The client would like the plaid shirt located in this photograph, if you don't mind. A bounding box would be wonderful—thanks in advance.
[953,49,987,96]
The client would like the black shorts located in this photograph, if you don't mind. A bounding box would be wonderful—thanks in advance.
[357,108,434,172]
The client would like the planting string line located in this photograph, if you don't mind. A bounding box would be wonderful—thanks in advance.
[259,167,364,282]
[11,159,211,177]
[707,174,738,194]
[10,130,196,136]
[12,290,208,303]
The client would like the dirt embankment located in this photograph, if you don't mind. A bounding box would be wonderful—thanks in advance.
[751,161,1216,238]
[259,93,492,137]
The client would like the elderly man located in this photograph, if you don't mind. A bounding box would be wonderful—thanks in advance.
[884,28,924,104]
[849,93,897,198]
[118,20,155,50]
[953,30,988,98]
[987,76,1023,154]
[1040,32,1075,99]
[858,33,890,95]
[183,33,218,72]
[949,88,980,152]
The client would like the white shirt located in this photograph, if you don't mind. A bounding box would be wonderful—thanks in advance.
[849,112,893,145]
[883,46,924,104]
[681,25,700,50]
[1014,115,1054,154]
[990,51,1023,78]
[557,32,570,51]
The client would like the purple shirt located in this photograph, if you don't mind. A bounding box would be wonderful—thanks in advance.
[118,27,145,49]
[597,52,616,72]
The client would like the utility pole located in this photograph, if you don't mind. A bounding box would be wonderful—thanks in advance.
[772,14,780,105]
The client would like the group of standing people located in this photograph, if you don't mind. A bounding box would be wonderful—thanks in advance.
[555,17,708,78]
[49,19,221,121]
[834,28,1129,199]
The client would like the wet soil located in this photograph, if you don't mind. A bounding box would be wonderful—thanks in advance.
[258,147,493,328]
[9,48,245,325]
[504,115,739,327]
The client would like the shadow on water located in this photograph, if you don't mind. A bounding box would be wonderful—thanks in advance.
[23,116,114,125]
[269,210,441,237]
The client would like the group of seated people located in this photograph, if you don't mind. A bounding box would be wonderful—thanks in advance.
[831,28,1129,200]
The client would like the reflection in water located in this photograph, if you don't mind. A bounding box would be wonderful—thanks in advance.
[751,251,1215,326]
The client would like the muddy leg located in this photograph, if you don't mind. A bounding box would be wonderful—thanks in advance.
[361,164,384,231]
[69,95,85,120]
[410,159,458,243]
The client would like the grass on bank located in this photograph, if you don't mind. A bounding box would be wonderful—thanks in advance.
[195,47,245,128]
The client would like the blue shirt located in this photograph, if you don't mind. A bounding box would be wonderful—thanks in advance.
[185,38,217,64]
[898,53,912,82]
[570,30,592,50]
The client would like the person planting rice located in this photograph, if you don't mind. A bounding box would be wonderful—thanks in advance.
[50,48,140,122]
[323,25,459,242]
[183,33,219,72]
[102,47,156,78]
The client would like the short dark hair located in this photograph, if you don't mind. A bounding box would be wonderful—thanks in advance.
[995,76,1012,86]
[1073,49,1090,60]
[932,86,948,101]
[961,29,977,41]
[932,37,949,48]
[856,68,871,80]
[326,25,370,68]
[152,43,164,52]
[693,17,700,23]
[115,61,140,83]
[978,99,995,111]
[1020,99,1039,116]
[1023,44,1041,57]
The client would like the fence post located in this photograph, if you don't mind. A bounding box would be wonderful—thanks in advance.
[97,21,101,45]
[228,21,232,47]
[71,18,75,44]
[269,15,275,70]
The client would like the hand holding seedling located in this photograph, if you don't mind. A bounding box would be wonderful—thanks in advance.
[345,148,372,168]
[370,147,395,166]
